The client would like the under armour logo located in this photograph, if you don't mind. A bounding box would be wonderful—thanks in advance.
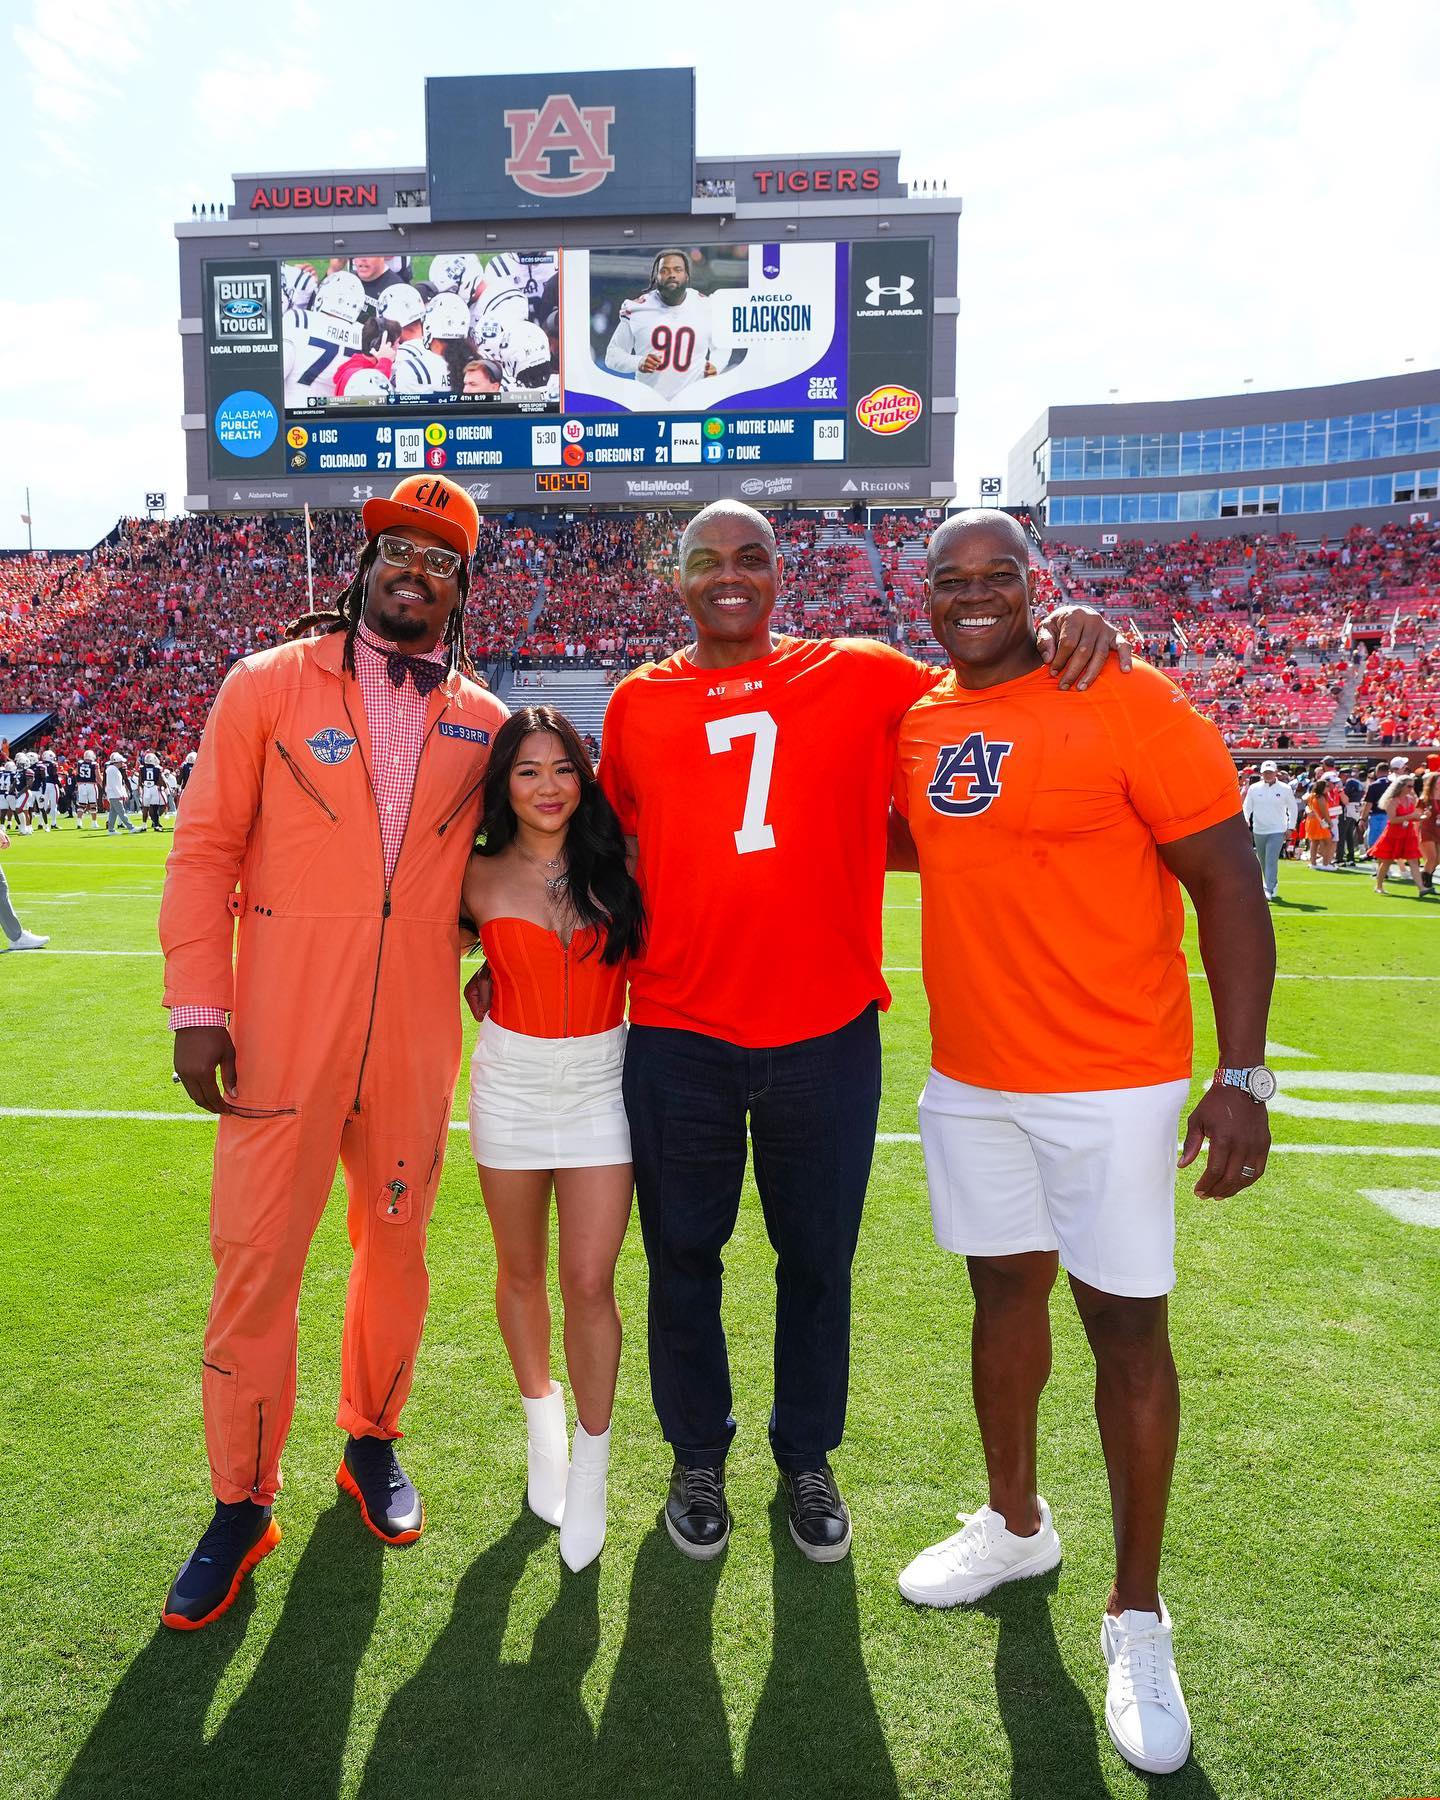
[504,94,616,198]
[865,275,915,306]
[927,733,1013,817]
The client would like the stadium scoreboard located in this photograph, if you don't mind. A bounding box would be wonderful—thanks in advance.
[178,68,960,512]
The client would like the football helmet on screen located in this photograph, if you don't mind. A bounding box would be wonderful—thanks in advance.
[428,252,483,303]
[315,271,367,323]
[495,319,553,388]
[376,283,425,329]
[423,293,471,346]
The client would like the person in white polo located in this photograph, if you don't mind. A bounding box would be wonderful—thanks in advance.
[1242,760,1299,900]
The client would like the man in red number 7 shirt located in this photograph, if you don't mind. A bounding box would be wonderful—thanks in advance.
[599,499,1127,1563]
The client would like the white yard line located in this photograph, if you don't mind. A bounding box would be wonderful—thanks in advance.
[1,1108,1435,1163]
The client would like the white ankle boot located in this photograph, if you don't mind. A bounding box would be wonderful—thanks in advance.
[521,1383,568,1526]
[559,1422,610,1572]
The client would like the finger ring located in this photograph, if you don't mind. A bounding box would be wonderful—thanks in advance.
[1241,1165,1257,1176]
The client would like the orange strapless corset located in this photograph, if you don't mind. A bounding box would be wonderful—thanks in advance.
[480,917,628,1038]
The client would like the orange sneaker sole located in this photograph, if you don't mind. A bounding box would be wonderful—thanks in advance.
[336,1460,424,1545]
[160,1517,282,1631]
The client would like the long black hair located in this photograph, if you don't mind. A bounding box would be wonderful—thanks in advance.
[476,706,643,965]
[286,537,476,677]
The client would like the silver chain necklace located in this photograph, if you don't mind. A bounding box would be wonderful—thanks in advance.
[517,842,570,897]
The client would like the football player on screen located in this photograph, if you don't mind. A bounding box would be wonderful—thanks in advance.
[604,250,729,403]
[393,294,473,395]
[283,271,366,408]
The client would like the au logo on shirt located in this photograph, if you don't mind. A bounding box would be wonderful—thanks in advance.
[927,733,1013,816]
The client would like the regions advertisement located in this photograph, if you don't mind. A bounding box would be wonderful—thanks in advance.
[276,248,560,413]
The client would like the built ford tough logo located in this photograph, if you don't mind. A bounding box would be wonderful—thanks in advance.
[438,722,491,744]
[306,727,356,764]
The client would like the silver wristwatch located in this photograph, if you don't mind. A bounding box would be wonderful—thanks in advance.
[1214,1065,1276,1103]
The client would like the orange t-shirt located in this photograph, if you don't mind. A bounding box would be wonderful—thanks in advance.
[480,918,627,1039]
[894,659,1240,1093]
[600,635,937,1047]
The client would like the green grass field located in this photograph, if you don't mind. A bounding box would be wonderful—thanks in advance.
[2,829,1437,1799]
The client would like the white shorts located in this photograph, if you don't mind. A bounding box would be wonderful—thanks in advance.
[77,783,98,806]
[916,1070,1189,1297]
[468,1016,631,1171]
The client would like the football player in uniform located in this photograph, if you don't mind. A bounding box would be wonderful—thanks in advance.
[73,746,101,827]
[281,262,319,317]
[597,500,1126,1567]
[427,252,485,306]
[0,759,16,828]
[393,294,472,395]
[140,751,167,831]
[604,250,729,404]
[283,272,367,409]
[37,752,60,830]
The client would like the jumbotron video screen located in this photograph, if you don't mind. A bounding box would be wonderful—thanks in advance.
[201,237,932,481]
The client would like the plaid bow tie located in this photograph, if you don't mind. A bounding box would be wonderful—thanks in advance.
[383,651,447,696]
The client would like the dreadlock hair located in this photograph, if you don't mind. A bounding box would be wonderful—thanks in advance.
[286,535,478,678]
[475,707,644,966]
[633,247,690,302]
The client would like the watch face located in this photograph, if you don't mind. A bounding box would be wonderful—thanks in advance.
[1248,1066,1277,1103]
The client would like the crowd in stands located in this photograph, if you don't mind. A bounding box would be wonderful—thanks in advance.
[1,508,1437,769]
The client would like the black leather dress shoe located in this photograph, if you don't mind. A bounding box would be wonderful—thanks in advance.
[161,1499,281,1630]
[663,1460,731,1560]
[783,1464,853,1562]
[337,1435,425,1544]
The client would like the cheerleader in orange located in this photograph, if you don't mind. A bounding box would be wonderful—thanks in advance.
[459,707,644,1570]
[1372,770,1425,896]
[1303,777,1335,867]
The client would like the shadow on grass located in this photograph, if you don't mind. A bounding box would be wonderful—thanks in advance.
[357,1508,596,1799]
[593,1522,736,1795]
[57,1499,384,1800]
[739,1487,899,1798]
[980,1570,1219,1800]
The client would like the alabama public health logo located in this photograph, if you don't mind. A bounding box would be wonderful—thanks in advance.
[856,385,923,436]
[213,391,279,460]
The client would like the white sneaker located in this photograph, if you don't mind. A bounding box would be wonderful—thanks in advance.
[559,1421,610,1572]
[1101,1599,1192,1775]
[897,1498,1061,1608]
[520,1382,568,1527]
[2,930,48,952]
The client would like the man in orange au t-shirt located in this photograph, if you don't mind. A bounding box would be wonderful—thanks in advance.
[890,512,1276,1778]
[600,500,1124,1567]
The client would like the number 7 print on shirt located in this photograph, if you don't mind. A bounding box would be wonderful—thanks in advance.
[706,710,778,853]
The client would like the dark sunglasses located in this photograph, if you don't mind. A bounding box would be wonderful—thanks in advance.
[376,533,463,579]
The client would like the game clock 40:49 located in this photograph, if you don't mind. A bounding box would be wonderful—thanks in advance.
[535,471,591,493]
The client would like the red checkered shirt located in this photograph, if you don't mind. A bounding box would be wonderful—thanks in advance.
[171,626,449,1029]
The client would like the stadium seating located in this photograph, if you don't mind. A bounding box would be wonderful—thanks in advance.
[1,511,1437,766]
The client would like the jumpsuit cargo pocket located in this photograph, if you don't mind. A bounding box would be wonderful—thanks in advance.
[211,1105,305,1249]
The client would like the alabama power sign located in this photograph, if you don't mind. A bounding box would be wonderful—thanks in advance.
[425,68,695,220]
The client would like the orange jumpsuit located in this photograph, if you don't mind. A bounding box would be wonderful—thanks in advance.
[159,629,506,1503]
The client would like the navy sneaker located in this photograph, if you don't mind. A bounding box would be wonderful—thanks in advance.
[782,1464,853,1563]
[663,1461,731,1560]
[337,1435,425,1544]
[161,1499,281,1631]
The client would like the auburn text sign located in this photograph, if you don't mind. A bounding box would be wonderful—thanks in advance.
[425,69,695,220]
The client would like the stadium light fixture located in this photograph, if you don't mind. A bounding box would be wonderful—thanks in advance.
[335,238,346,248]
[623,227,635,236]
[486,232,496,241]
[247,240,260,251]
[877,220,889,231]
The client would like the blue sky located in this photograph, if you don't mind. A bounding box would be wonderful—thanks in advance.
[6,0,1440,548]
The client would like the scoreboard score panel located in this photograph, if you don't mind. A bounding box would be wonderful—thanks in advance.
[202,238,933,485]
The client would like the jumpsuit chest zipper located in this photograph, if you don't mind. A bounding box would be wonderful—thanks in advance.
[342,688,452,1114]
[274,742,338,820]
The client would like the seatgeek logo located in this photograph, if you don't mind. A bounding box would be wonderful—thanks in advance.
[927,734,1012,816]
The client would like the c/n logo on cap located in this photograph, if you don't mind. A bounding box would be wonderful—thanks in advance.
[412,478,451,512]
[927,733,1012,817]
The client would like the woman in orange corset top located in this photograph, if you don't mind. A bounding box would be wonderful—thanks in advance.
[460,706,644,1573]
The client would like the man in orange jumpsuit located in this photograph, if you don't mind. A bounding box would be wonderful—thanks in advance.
[158,475,507,1629]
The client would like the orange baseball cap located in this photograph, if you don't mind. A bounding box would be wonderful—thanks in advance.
[361,474,479,560]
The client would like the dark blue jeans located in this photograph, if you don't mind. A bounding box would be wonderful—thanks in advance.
[622,1004,882,1471]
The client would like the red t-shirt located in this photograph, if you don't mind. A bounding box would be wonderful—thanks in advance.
[600,635,937,1047]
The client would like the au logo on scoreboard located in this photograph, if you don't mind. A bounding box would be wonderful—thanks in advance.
[213,273,275,342]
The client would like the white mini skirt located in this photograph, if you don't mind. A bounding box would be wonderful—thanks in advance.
[468,1016,631,1170]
